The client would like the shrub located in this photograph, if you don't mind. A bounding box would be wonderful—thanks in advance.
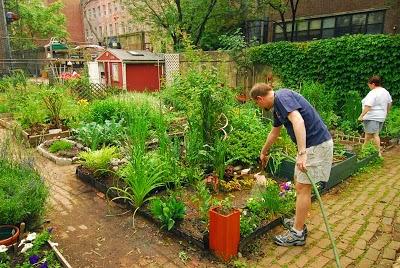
[299,81,338,128]
[225,103,270,165]
[85,98,128,123]
[249,34,400,100]
[382,106,400,138]
[79,146,119,175]
[48,140,73,153]
[150,196,186,230]
[0,160,48,227]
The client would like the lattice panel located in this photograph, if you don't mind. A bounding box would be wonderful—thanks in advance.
[164,53,180,85]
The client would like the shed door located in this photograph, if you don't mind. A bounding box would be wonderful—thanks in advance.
[126,64,161,92]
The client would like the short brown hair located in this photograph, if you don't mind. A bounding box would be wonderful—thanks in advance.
[250,83,273,99]
[368,75,382,86]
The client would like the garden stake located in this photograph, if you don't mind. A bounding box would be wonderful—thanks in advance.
[304,171,342,268]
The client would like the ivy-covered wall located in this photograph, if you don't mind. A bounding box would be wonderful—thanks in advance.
[248,34,400,101]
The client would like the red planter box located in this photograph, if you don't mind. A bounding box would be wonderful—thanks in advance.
[209,207,240,261]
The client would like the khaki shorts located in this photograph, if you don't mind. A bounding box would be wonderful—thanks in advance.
[295,139,333,185]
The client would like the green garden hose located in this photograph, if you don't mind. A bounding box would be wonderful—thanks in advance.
[304,171,342,268]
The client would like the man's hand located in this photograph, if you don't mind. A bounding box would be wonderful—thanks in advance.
[260,152,269,169]
[358,115,363,121]
[296,153,307,172]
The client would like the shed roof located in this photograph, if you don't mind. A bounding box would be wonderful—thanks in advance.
[98,49,164,63]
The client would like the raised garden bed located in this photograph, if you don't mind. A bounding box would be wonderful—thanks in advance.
[75,165,209,249]
[267,151,362,190]
[0,118,70,147]
[37,139,86,166]
[75,166,286,252]
[356,152,379,170]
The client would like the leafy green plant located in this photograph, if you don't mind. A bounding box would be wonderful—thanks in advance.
[215,195,234,215]
[48,140,73,153]
[74,119,126,150]
[110,107,165,228]
[240,212,261,238]
[357,142,379,160]
[200,138,229,180]
[13,87,47,129]
[193,180,214,221]
[0,159,48,227]
[150,195,186,230]
[225,103,270,165]
[79,146,118,175]
[382,106,400,138]
[42,86,64,128]
[85,98,128,123]
[299,81,338,128]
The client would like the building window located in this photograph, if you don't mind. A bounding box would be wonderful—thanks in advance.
[99,26,103,37]
[273,22,293,41]
[273,10,385,42]
[309,19,322,40]
[92,8,96,18]
[322,17,335,38]
[367,11,384,33]
[103,5,106,15]
[115,23,119,35]
[109,23,113,36]
[121,22,125,34]
[352,13,367,34]
[105,25,108,37]
[114,1,118,11]
[244,20,268,44]
[296,20,308,41]
[108,3,112,14]
[98,6,101,17]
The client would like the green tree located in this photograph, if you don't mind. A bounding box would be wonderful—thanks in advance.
[7,0,68,50]
[125,0,217,51]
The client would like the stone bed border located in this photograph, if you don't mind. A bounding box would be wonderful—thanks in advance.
[37,139,85,166]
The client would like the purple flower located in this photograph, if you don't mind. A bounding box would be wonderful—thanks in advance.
[39,261,48,268]
[283,183,291,191]
[29,255,40,264]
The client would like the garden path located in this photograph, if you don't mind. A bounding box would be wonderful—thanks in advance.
[34,152,219,268]
[246,146,400,268]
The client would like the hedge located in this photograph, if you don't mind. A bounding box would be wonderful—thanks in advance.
[248,34,400,101]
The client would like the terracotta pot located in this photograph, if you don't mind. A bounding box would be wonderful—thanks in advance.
[209,207,240,261]
[0,225,20,246]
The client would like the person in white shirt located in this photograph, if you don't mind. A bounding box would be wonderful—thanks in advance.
[358,75,392,156]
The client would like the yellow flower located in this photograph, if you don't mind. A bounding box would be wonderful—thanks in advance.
[77,99,89,106]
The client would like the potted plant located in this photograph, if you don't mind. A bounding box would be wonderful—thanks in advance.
[208,196,240,261]
[0,225,20,246]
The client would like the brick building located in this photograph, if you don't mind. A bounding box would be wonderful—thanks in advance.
[46,0,85,43]
[80,0,151,50]
[245,0,400,43]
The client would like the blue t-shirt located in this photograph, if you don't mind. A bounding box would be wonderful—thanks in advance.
[273,89,331,148]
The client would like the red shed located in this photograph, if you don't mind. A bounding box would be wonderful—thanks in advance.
[96,49,164,92]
